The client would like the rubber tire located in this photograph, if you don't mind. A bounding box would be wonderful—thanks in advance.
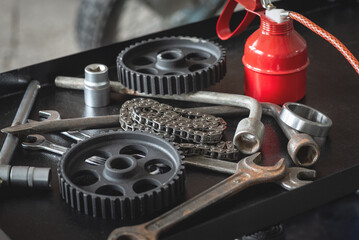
[76,0,125,50]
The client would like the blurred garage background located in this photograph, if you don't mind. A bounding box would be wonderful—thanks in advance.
[0,0,230,72]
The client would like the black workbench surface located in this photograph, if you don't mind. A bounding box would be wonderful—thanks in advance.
[1,0,359,239]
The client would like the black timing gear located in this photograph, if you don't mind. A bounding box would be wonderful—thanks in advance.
[57,131,185,221]
[117,36,226,95]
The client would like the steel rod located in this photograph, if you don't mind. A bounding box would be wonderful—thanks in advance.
[0,80,40,165]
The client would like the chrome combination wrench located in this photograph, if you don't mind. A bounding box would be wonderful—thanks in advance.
[29,110,90,141]
[108,153,315,240]
[22,134,105,166]
[108,153,287,240]
[185,155,316,191]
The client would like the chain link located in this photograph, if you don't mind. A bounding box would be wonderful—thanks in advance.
[120,98,239,160]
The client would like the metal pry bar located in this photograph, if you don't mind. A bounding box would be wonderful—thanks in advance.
[2,115,120,135]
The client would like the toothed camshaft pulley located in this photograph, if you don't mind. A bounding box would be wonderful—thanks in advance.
[117,36,226,95]
[58,131,184,220]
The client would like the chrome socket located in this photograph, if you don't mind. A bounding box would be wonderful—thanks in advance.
[84,64,111,107]
[0,165,51,188]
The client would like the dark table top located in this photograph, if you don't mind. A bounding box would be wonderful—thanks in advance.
[0,0,359,239]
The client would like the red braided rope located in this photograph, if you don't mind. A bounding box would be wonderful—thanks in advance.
[289,11,359,75]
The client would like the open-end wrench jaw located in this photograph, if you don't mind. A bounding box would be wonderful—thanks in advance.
[27,110,60,124]
[279,167,316,191]
[21,134,68,156]
[30,110,90,142]
[236,152,287,183]
[21,135,46,150]
[38,110,61,121]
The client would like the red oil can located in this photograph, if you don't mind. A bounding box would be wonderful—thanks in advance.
[217,0,309,104]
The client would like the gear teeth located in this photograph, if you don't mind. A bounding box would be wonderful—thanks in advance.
[57,131,185,221]
[117,36,226,95]
[58,168,185,220]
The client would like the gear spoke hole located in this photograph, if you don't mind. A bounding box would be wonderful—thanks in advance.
[120,145,147,160]
[95,185,124,196]
[188,63,210,72]
[186,52,211,61]
[145,159,173,175]
[71,170,98,186]
[133,179,160,194]
[85,150,111,166]
[157,48,182,59]
[159,50,182,60]
[132,56,155,66]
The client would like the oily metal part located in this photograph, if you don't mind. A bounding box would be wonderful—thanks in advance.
[117,36,226,95]
[186,104,321,167]
[120,98,239,160]
[54,76,264,155]
[58,131,185,220]
[108,153,286,240]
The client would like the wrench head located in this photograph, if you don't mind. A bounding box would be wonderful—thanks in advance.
[38,110,61,121]
[279,167,316,191]
[21,134,46,150]
[108,224,154,240]
[27,110,61,124]
[236,152,287,181]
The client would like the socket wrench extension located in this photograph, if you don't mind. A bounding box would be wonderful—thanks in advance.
[0,80,51,189]
[0,165,51,188]
[84,64,111,107]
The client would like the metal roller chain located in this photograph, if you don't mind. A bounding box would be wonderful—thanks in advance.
[120,98,239,161]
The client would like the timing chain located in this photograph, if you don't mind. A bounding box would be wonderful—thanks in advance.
[120,98,239,160]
